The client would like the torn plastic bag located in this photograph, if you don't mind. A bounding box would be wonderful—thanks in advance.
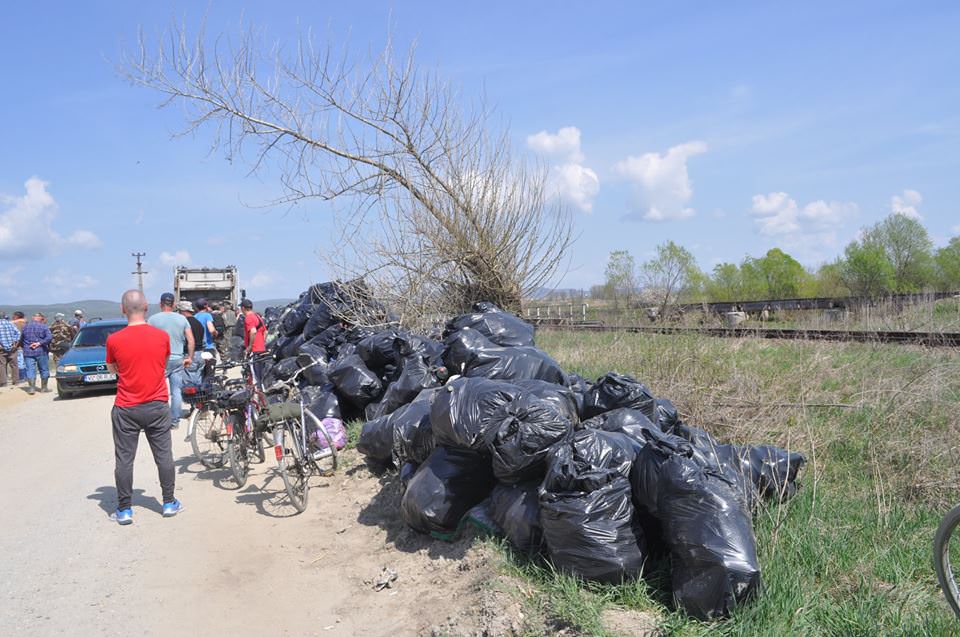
[372,353,440,419]
[582,372,655,420]
[486,394,573,484]
[489,482,543,554]
[430,377,522,452]
[300,385,342,420]
[631,438,761,620]
[443,305,536,347]
[328,354,384,409]
[443,328,565,384]
[400,446,496,537]
[356,414,395,466]
[540,432,646,584]
[262,357,301,389]
[513,379,580,425]
[391,388,440,466]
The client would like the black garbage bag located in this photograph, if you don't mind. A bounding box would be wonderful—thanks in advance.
[716,443,806,508]
[464,499,503,537]
[357,414,395,466]
[277,333,305,360]
[357,328,403,372]
[489,481,543,554]
[398,333,445,366]
[296,342,330,386]
[342,325,378,345]
[443,328,565,384]
[263,306,281,325]
[486,394,573,483]
[328,354,384,409]
[444,304,536,347]
[392,388,440,466]
[652,398,680,432]
[262,357,301,388]
[540,430,646,584]
[372,353,440,419]
[582,372,655,420]
[566,374,592,422]
[280,306,311,336]
[310,324,346,358]
[513,379,579,424]
[631,437,761,620]
[302,303,337,340]
[298,384,341,421]
[226,334,245,362]
[430,377,522,452]
[399,461,419,490]
[400,446,496,537]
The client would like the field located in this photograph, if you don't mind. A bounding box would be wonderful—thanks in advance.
[488,329,960,636]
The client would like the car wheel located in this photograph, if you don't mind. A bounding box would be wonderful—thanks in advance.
[57,385,73,400]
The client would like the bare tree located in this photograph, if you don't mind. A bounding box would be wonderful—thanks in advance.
[122,24,573,322]
[640,241,701,320]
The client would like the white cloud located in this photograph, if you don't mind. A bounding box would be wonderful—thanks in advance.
[0,177,101,259]
[550,164,600,213]
[248,271,276,288]
[614,141,707,221]
[891,189,922,219]
[43,269,98,296]
[159,250,191,266]
[750,192,857,237]
[528,126,600,213]
[526,126,585,163]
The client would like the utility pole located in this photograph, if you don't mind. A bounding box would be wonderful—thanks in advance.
[131,252,147,293]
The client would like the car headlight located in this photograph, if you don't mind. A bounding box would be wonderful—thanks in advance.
[58,365,78,373]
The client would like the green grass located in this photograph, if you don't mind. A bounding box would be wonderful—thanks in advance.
[485,330,960,636]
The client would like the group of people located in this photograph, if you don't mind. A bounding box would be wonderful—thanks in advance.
[106,290,267,524]
[0,309,86,394]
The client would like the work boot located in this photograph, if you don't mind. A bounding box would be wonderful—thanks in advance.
[26,380,35,395]
[41,379,51,393]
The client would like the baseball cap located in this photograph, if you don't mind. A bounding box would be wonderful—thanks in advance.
[177,300,194,312]
[240,298,253,309]
[194,297,208,310]
[55,312,65,320]
[160,292,175,305]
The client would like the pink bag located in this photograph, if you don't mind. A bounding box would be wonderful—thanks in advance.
[311,417,348,451]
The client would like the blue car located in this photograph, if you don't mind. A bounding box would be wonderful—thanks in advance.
[55,319,127,399]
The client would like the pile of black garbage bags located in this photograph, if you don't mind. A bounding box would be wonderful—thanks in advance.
[253,289,806,621]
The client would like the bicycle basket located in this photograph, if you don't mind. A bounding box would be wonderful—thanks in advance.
[181,380,213,406]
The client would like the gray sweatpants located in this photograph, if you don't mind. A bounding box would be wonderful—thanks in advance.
[111,401,175,510]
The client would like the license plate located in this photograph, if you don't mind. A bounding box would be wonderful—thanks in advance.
[83,373,117,383]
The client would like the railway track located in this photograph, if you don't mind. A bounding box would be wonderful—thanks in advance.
[541,323,960,347]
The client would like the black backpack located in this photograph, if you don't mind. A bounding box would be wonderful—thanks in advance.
[212,311,226,336]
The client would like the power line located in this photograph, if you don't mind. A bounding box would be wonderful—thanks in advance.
[131,252,148,292]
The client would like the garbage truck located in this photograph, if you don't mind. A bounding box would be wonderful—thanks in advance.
[173,266,242,308]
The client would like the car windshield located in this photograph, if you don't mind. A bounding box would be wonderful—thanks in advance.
[73,324,124,348]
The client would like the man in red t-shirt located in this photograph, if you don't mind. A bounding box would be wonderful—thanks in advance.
[240,298,268,386]
[105,289,182,525]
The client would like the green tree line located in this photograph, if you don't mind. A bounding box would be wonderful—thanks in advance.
[594,213,960,305]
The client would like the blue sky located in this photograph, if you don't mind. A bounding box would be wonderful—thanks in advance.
[1,1,958,303]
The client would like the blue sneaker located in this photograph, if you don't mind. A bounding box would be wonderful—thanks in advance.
[113,508,133,525]
[162,499,183,517]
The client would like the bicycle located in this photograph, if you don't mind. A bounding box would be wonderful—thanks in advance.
[934,504,960,617]
[258,363,339,513]
[186,357,243,469]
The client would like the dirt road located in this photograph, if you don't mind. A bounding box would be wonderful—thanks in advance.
[0,388,525,637]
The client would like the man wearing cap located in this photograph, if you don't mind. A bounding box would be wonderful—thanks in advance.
[240,298,268,382]
[192,298,218,357]
[148,293,195,429]
[70,309,86,336]
[49,313,74,369]
[21,312,53,394]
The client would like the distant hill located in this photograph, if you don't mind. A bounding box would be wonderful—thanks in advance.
[0,297,296,320]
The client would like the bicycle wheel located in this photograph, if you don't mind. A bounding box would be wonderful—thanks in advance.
[273,422,309,513]
[303,408,338,475]
[190,406,226,469]
[934,504,960,617]
[225,415,250,488]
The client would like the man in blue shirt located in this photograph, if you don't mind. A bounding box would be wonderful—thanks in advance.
[21,312,53,395]
[0,313,21,388]
[148,292,195,429]
[192,298,218,356]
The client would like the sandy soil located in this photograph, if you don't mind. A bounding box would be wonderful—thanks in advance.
[0,387,533,637]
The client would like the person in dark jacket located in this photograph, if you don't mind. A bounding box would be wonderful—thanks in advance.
[21,312,53,394]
